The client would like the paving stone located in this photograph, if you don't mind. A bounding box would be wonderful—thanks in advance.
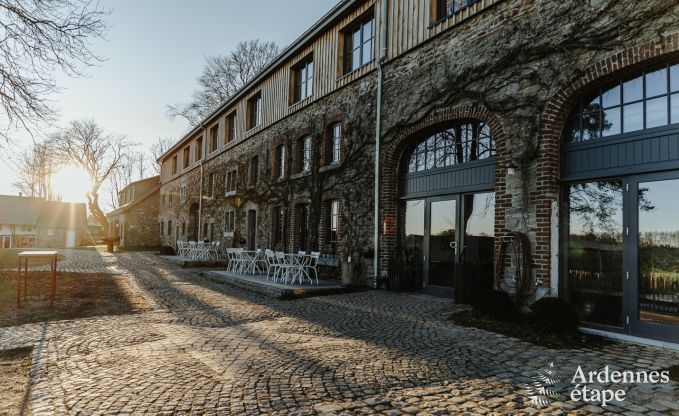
[0,249,677,415]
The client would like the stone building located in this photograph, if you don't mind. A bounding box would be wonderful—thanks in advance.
[0,195,88,248]
[107,176,161,248]
[158,0,679,343]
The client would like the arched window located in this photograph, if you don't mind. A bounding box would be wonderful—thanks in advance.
[567,63,679,142]
[406,120,495,174]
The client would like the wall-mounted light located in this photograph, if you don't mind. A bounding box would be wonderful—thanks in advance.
[507,162,517,176]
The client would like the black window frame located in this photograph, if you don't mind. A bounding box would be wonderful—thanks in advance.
[249,155,259,186]
[224,210,236,233]
[207,172,216,198]
[183,147,190,169]
[272,206,283,246]
[225,169,237,194]
[567,62,679,143]
[297,204,309,252]
[195,137,203,162]
[326,199,340,255]
[406,120,495,174]
[435,0,479,22]
[277,144,286,180]
[209,125,219,154]
[247,92,262,130]
[225,111,236,144]
[328,122,342,165]
[342,13,375,75]
[297,136,312,173]
[292,55,314,103]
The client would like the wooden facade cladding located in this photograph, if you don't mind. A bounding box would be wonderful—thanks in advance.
[387,0,502,59]
[160,0,501,184]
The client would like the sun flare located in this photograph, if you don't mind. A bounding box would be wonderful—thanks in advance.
[51,165,91,203]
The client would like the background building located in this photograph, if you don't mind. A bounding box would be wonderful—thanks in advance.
[107,176,161,248]
[0,195,88,248]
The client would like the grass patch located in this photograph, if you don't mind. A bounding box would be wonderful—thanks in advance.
[450,309,612,349]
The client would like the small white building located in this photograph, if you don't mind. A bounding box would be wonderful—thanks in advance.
[0,195,88,249]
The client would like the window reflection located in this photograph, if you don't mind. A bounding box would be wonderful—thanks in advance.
[568,63,679,142]
[638,179,679,326]
[406,121,495,173]
[566,181,623,326]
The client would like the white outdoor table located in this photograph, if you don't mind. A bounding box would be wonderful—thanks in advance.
[17,251,58,308]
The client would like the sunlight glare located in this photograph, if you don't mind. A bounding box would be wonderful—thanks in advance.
[51,165,91,203]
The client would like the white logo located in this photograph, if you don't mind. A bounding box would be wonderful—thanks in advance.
[525,362,565,407]
[527,363,671,408]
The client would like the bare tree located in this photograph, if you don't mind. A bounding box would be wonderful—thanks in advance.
[11,142,62,200]
[150,137,173,174]
[0,0,109,142]
[104,150,156,210]
[49,119,131,228]
[167,40,280,126]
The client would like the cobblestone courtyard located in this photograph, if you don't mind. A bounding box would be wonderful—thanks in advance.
[1,250,678,415]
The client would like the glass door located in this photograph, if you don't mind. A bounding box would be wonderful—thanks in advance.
[427,197,458,296]
[461,192,496,302]
[400,192,495,300]
[630,175,679,342]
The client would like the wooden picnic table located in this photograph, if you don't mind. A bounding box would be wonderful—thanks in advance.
[17,251,58,308]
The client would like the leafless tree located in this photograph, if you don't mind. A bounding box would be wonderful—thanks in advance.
[105,151,150,210]
[11,142,62,201]
[150,137,173,174]
[49,119,131,228]
[0,0,109,142]
[167,40,280,126]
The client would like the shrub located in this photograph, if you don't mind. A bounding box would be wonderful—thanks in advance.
[530,297,580,333]
[159,246,176,256]
[470,289,516,320]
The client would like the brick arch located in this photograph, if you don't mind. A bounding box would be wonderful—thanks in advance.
[379,104,508,272]
[535,32,679,286]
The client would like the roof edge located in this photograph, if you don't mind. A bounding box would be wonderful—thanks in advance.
[158,0,363,163]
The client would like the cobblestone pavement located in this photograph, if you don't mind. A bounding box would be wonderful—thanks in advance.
[1,250,678,415]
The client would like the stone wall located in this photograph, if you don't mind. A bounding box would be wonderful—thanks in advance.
[116,190,161,248]
[160,0,679,288]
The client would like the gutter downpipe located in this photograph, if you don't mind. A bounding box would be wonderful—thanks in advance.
[374,0,388,288]
[198,124,205,241]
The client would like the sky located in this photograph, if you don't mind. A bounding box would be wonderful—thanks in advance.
[0,0,338,203]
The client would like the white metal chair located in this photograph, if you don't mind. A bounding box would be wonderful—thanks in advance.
[226,248,241,272]
[265,250,280,280]
[306,252,320,284]
[177,241,188,257]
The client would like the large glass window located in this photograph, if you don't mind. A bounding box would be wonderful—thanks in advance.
[638,178,679,326]
[406,121,495,173]
[565,181,624,326]
[568,63,679,142]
